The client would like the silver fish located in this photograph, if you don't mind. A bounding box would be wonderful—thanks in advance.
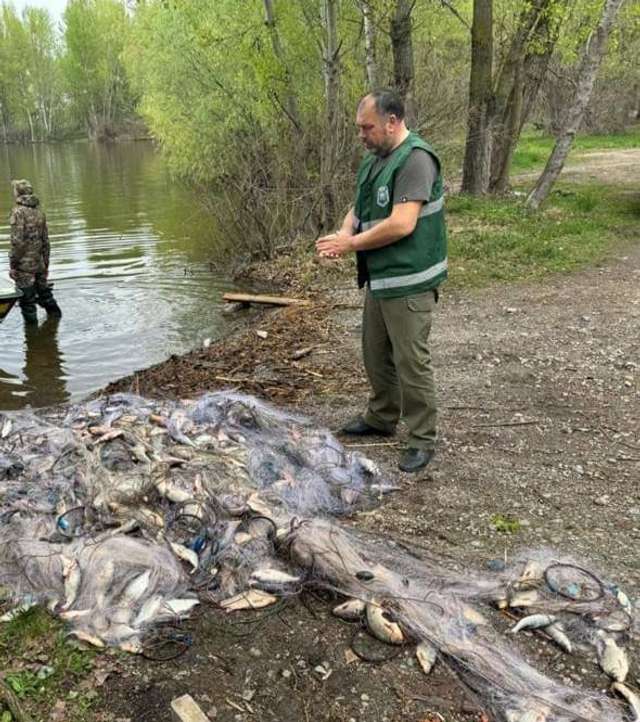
[597,633,629,682]
[415,640,437,674]
[511,613,556,634]
[160,598,200,618]
[0,417,12,438]
[0,599,36,622]
[170,542,199,572]
[509,590,540,608]
[134,594,164,627]
[220,589,278,612]
[69,629,105,648]
[61,559,82,611]
[250,568,301,590]
[332,598,366,621]
[365,602,404,645]
[545,621,572,654]
[611,682,640,722]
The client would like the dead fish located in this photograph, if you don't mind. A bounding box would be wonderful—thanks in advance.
[462,605,488,626]
[154,479,192,504]
[220,589,278,612]
[415,640,437,674]
[234,532,253,546]
[511,613,556,634]
[545,621,572,654]
[69,629,105,648]
[247,494,274,519]
[613,586,633,615]
[0,599,36,622]
[366,602,404,645]
[134,594,164,627]
[59,608,92,621]
[169,542,199,572]
[161,598,200,618]
[94,560,115,609]
[250,568,301,591]
[509,590,540,608]
[340,487,360,505]
[611,682,640,722]
[120,569,152,608]
[0,417,12,438]
[61,559,82,610]
[505,708,550,722]
[597,633,629,682]
[332,598,366,621]
[94,429,124,444]
[517,559,544,588]
[119,638,142,654]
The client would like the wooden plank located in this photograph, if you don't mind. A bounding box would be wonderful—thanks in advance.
[171,694,210,722]
[222,292,311,307]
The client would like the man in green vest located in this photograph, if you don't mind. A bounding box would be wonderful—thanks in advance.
[316,89,447,473]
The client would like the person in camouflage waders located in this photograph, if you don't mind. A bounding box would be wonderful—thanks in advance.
[8,179,61,324]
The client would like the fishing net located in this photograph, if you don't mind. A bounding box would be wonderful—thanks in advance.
[0,392,635,721]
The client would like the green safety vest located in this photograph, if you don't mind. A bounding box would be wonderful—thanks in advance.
[353,132,448,299]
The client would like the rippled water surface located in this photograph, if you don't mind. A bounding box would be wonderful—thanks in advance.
[0,142,236,409]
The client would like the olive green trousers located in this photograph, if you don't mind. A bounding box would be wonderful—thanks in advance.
[362,287,438,450]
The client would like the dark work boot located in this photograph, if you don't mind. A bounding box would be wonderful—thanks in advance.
[36,283,62,317]
[18,285,38,325]
[398,447,434,473]
[341,416,395,437]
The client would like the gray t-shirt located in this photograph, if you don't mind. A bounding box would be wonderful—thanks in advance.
[367,147,438,205]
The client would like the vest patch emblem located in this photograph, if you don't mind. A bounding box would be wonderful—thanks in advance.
[376,185,390,207]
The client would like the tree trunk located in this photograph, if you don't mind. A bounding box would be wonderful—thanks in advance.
[461,0,493,195]
[320,0,341,230]
[263,0,302,132]
[489,0,566,193]
[526,0,626,210]
[356,0,378,90]
[390,0,416,126]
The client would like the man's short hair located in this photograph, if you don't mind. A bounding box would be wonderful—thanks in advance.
[365,89,405,120]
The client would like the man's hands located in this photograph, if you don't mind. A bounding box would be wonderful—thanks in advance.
[315,231,354,259]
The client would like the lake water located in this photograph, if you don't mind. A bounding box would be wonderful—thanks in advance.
[0,141,237,410]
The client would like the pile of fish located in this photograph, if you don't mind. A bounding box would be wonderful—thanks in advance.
[0,392,636,721]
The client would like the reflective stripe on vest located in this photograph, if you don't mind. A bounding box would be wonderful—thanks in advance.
[369,259,448,291]
[359,196,444,232]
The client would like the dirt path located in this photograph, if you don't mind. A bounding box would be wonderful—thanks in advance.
[516,147,640,185]
[97,164,639,722]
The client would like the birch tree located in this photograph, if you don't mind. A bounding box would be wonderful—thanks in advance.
[526,0,626,210]
[356,0,379,89]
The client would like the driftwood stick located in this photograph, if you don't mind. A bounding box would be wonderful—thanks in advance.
[222,292,311,307]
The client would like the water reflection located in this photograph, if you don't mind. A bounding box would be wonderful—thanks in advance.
[0,141,237,409]
[0,317,68,410]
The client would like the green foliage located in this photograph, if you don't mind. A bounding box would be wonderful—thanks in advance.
[0,3,62,140]
[490,513,521,534]
[62,0,136,138]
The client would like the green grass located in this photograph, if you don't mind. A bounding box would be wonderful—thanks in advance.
[0,606,98,721]
[511,126,640,173]
[490,513,521,534]
[447,182,640,287]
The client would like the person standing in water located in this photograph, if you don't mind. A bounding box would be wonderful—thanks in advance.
[8,179,61,324]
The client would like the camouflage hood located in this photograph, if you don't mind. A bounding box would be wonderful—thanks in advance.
[15,194,40,208]
[11,179,40,208]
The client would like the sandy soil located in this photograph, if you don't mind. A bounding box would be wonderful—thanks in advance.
[83,156,640,722]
